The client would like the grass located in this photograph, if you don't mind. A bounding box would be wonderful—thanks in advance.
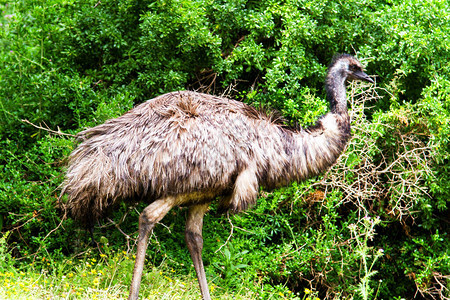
[0,249,262,300]
[0,232,316,300]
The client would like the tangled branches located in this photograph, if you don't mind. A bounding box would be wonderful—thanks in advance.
[317,82,435,221]
[305,82,445,299]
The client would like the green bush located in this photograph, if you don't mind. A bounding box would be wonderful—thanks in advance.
[1,0,449,299]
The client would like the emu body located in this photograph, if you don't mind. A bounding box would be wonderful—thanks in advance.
[62,54,373,300]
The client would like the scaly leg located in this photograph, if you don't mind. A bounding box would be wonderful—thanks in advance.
[185,203,211,300]
[128,197,175,300]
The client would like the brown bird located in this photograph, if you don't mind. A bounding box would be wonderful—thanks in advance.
[61,54,373,300]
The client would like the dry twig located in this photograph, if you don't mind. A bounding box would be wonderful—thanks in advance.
[22,119,76,137]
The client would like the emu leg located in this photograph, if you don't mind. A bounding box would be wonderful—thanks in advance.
[128,198,175,300]
[185,203,211,300]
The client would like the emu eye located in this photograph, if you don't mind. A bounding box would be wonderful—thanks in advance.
[349,65,360,72]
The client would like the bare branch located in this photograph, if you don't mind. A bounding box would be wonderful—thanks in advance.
[21,119,76,137]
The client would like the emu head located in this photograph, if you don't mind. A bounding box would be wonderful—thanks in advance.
[326,54,374,113]
[330,54,374,84]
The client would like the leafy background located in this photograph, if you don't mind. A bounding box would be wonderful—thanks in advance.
[0,0,449,299]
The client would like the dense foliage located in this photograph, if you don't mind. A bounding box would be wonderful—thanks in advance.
[1,0,449,299]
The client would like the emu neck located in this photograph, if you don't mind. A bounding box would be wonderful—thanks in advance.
[326,69,348,114]
[281,111,350,185]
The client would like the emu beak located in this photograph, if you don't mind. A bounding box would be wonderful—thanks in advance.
[354,70,374,83]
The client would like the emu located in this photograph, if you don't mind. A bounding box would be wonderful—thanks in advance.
[61,54,373,300]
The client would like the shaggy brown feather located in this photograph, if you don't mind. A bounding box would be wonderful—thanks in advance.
[63,91,340,224]
[61,55,369,226]
[62,55,370,225]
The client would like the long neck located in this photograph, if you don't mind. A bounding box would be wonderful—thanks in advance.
[326,67,348,114]
[286,67,351,180]
[285,112,350,182]
[259,73,351,188]
[260,111,350,190]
